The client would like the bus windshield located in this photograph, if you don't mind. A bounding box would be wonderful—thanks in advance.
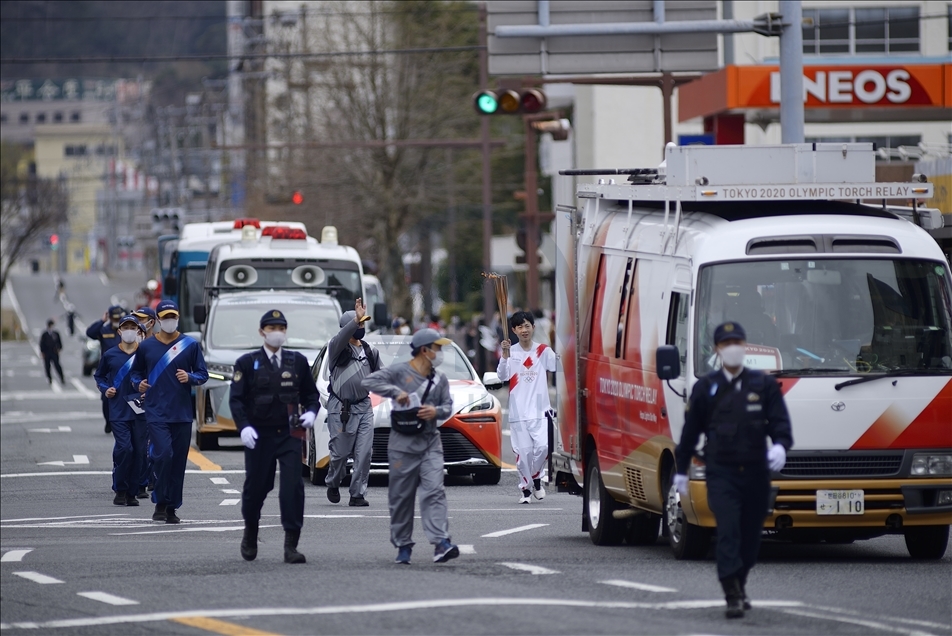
[209,302,340,350]
[178,267,207,333]
[694,258,952,375]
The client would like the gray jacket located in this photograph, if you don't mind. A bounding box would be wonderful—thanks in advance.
[327,319,380,409]
[362,361,453,454]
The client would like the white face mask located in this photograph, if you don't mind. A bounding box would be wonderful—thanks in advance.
[398,325,410,335]
[429,349,444,367]
[120,330,138,344]
[263,330,287,348]
[159,318,179,334]
[719,344,746,368]
[136,333,144,343]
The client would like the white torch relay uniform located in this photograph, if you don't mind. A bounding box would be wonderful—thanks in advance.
[497,341,557,493]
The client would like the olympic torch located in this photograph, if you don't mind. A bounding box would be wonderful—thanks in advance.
[482,272,510,341]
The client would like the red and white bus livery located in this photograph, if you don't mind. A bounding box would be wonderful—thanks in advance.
[553,143,951,559]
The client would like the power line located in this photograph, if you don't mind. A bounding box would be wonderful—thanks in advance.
[0,6,477,22]
[0,45,483,65]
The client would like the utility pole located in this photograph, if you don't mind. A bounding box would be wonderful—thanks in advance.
[522,114,556,311]
[779,0,804,143]
[479,2,493,374]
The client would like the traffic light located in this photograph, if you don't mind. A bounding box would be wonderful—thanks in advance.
[473,89,547,116]
[291,190,304,205]
[49,234,59,251]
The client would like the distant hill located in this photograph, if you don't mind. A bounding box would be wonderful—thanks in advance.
[1,0,226,105]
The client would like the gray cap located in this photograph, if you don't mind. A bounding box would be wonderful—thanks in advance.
[340,310,356,328]
[411,328,452,349]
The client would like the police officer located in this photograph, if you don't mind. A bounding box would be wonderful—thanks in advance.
[325,299,381,507]
[675,322,793,619]
[230,309,321,564]
[88,305,125,434]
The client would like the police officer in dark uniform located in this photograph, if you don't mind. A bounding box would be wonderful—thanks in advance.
[87,305,125,434]
[230,309,320,564]
[675,321,793,619]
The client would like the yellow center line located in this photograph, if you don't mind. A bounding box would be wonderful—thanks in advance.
[170,616,280,635]
[502,462,516,469]
[188,447,222,471]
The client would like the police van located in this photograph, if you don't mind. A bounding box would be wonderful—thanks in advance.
[553,143,951,560]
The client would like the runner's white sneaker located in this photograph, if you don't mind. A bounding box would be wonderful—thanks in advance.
[519,489,532,504]
[532,480,546,501]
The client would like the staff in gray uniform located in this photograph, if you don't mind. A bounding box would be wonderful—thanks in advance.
[325,299,381,507]
[362,328,460,566]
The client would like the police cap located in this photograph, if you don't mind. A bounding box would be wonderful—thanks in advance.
[260,309,288,328]
[108,305,125,320]
[713,321,747,344]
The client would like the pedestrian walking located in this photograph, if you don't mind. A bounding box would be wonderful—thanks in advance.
[325,299,381,507]
[132,306,157,497]
[229,309,320,563]
[88,305,125,434]
[39,319,65,385]
[497,311,558,504]
[129,300,207,524]
[362,328,459,566]
[674,321,793,619]
[94,315,147,507]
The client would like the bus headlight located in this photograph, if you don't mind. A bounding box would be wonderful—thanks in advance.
[910,454,952,477]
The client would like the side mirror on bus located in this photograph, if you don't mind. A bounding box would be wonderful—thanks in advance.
[373,302,388,329]
[656,345,681,380]
[193,305,207,325]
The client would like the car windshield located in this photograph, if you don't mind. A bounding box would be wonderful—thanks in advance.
[209,302,339,350]
[328,339,476,382]
[695,258,952,375]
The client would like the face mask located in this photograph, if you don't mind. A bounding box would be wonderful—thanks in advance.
[263,330,286,348]
[136,333,144,343]
[429,349,444,367]
[398,326,410,335]
[353,328,365,340]
[120,330,138,344]
[719,344,746,368]
[159,318,179,334]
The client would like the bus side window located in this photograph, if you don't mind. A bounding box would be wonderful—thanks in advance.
[666,292,689,375]
[588,255,608,356]
[615,258,635,358]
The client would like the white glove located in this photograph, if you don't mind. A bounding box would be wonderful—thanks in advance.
[673,474,689,497]
[768,443,787,472]
[299,411,316,429]
[240,426,258,449]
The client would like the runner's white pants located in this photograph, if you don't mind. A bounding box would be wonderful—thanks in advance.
[510,417,547,491]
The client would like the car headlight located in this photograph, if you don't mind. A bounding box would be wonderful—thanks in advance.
[461,396,495,414]
[911,453,952,477]
[207,363,234,381]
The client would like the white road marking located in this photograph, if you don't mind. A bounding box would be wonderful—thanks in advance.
[221,489,240,494]
[1,549,34,562]
[99,272,110,285]
[50,380,63,394]
[808,604,952,631]
[219,499,240,506]
[114,525,280,536]
[2,514,126,523]
[6,412,101,424]
[27,426,72,433]
[780,608,934,636]
[481,523,549,538]
[77,592,139,606]
[502,430,510,436]
[449,508,562,512]
[498,562,560,575]
[2,391,99,402]
[600,579,677,593]
[2,469,246,478]
[69,378,97,398]
[458,544,476,555]
[210,477,229,485]
[37,455,89,467]
[13,571,63,584]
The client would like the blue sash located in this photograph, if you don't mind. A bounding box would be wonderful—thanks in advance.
[148,336,197,387]
[113,354,136,390]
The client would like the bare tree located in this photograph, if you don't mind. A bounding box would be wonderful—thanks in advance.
[1,144,69,292]
[292,1,478,320]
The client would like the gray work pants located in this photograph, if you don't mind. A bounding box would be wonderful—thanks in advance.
[388,432,450,548]
[325,405,374,498]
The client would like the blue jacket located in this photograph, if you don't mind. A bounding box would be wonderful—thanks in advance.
[129,334,208,423]
[86,320,120,353]
[94,345,139,422]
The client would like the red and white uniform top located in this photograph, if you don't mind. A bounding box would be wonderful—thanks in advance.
[497,341,558,423]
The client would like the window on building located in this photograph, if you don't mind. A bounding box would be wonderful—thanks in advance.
[70,111,81,122]
[803,6,920,55]
[95,144,117,156]
[35,112,46,123]
[53,112,63,123]
[19,112,29,124]
[64,144,88,157]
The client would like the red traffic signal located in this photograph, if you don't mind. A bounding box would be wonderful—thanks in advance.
[49,234,59,250]
[291,191,304,205]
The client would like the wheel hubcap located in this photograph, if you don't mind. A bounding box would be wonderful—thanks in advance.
[587,465,601,529]
[666,483,684,543]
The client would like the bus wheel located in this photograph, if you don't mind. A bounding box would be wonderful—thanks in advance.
[585,453,625,546]
[904,525,950,560]
[664,467,711,560]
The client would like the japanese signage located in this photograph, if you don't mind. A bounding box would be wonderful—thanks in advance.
[0,79,117,102]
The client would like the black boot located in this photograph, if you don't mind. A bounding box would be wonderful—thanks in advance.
[738,569,752,610]
[240,522,259,561]
[284,530,306,564]
[720,576,745,619]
